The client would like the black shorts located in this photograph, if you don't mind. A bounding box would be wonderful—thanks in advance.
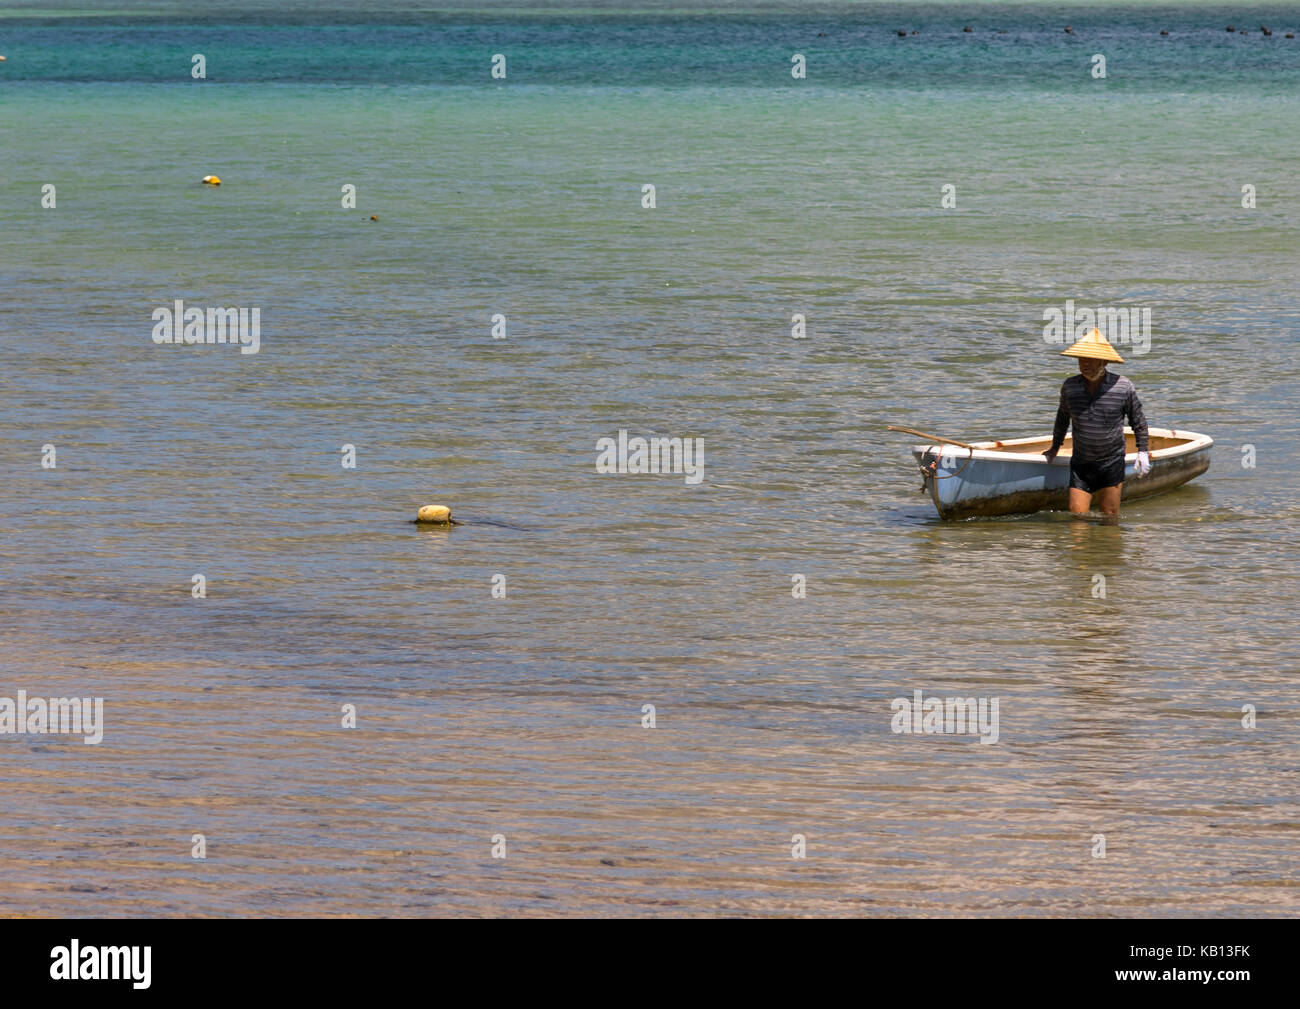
[1069,454,1126,493]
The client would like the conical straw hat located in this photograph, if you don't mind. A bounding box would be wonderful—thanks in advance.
[1061,327,1124,363]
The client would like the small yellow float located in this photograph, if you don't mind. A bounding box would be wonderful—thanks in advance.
[415,504,458,525]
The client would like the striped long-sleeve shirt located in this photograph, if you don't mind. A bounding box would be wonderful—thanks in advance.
[1049,371,1149,463]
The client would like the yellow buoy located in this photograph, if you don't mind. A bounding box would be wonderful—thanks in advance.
[416,504,452,524]
[201,175,221,185]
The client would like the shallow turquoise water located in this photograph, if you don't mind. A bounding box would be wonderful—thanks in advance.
[1,3,1298,916]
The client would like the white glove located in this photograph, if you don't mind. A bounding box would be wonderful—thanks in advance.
[1136,451,1150,476]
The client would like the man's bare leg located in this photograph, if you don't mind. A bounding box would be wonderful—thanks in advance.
[1096,483,1122,518]
[1068,488,1093,515]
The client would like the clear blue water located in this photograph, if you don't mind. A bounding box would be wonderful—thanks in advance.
[1,2,1298,916]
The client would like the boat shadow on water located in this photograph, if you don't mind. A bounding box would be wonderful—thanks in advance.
[902,473,1215,526]
[1015,482,1213,524]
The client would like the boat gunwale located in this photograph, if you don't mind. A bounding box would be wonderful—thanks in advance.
[910,426,1213,466]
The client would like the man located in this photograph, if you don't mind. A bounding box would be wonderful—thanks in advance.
[1043,327,1150,517]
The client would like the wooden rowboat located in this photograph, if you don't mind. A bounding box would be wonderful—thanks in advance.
[909,426,1212,519]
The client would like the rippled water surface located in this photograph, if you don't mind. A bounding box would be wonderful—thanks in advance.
[1,1,1298,916]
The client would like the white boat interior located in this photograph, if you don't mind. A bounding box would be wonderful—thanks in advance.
[957,427,1211,459]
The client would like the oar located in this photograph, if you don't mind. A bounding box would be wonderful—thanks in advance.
[885,425,977,451]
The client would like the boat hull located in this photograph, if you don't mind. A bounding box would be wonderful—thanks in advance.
[911,427,1212,519]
